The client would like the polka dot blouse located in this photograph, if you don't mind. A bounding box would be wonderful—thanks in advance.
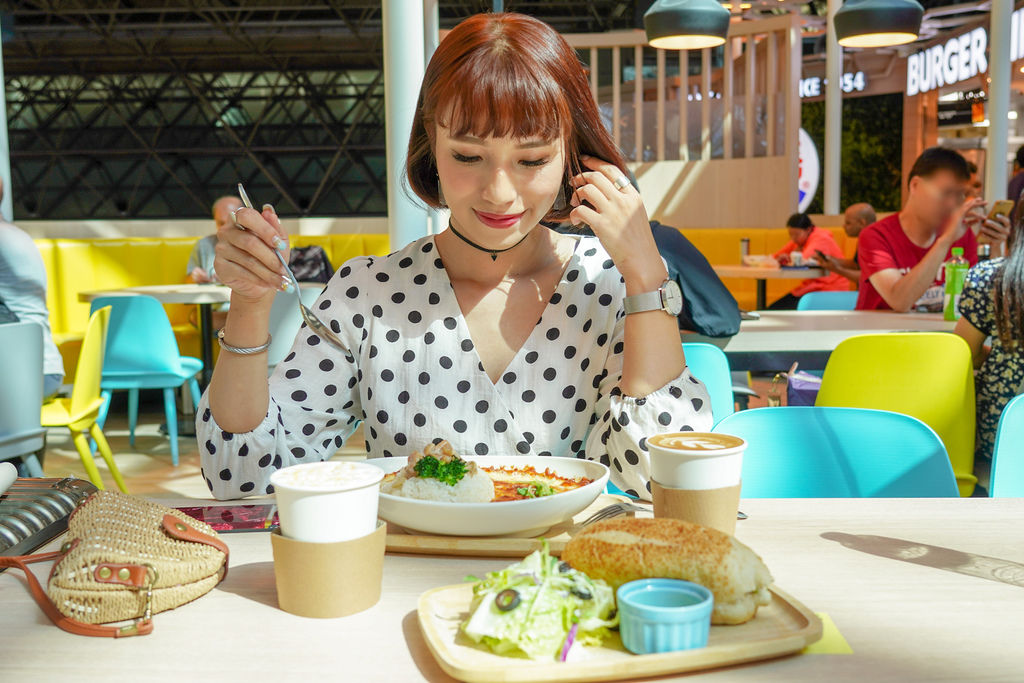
[196,234,712,500]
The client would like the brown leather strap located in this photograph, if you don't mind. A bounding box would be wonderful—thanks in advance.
[0,552,153,637]
[162,514,230,581]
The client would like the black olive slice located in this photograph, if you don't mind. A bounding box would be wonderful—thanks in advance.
[495,588,521,611]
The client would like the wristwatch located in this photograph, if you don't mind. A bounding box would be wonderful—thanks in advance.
[623,278,683,316]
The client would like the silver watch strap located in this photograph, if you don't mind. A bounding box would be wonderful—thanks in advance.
[217,328,272,355]
[623,289,663,315]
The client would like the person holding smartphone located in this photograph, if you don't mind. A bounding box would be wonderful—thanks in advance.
[856,148,1010,312]
[767,213,849,309]
[818,203,875,286]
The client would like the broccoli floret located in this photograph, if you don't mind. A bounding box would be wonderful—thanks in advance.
[516,481,555,498]
[413,455,468,486]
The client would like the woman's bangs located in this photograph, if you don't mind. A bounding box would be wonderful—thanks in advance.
[434,52,570,144]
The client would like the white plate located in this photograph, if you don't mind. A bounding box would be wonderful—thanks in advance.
[368,456,609,537]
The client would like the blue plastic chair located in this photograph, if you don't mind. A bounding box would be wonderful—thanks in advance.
[991,394,1024,497]
[605,344,733,497]
[90,295,203,466]
[0,322,46,476]
[267,285,324,372]
[797,291,858,311]
[713,406,958,497]
[682,343,733,425]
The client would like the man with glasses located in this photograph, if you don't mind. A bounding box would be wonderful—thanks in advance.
[856,147,1009,312]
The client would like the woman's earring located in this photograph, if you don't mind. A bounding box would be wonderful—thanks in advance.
[437,181,447,208]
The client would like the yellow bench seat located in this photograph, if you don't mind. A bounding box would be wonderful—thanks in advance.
[36,234,391,378]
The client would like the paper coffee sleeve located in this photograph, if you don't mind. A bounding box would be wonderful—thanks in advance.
[651,480,741,536]
[271,522,385,618]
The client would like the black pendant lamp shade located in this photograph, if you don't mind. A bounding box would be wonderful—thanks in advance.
[833,0,924,48]
[644,0,731,51]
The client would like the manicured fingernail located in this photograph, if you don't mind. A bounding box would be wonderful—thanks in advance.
[280,277,293,292]
[262,203,276,214]
[272,235,287,251]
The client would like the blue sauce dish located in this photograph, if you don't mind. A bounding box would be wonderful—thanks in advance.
[616,579,714,655]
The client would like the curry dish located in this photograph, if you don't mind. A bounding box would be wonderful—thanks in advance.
[380,456,593,503]
[480,465,593,502]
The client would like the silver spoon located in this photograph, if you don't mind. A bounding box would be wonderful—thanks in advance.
[236,182,347,351]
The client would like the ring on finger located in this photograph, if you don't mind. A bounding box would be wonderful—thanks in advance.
[612,175,630,192]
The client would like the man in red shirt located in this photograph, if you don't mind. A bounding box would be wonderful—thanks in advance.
[857,148,1010,312]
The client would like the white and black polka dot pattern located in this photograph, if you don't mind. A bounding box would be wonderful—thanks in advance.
[196,234,712,500]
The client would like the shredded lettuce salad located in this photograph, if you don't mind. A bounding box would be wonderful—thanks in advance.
[460,542,618,660]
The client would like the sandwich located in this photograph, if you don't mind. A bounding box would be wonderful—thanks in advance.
[562,517,773,624]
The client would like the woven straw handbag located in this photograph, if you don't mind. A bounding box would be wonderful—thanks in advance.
[0,490,228,637]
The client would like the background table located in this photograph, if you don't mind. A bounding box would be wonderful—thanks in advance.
[3,497,1022,681]
[723,310,956,371]
[713,265,826,310]
[79,284,231,387]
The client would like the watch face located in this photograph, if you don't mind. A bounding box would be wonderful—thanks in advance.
[662,280,683,316]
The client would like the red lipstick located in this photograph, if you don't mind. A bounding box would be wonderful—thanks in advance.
[474,209,525,230]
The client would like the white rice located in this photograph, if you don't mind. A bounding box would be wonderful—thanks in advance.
[385,470,495,503]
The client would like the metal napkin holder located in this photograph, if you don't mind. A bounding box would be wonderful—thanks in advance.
[0,477,98,561]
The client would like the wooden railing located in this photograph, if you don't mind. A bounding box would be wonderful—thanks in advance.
[561,16,802,229]
[562,15,800,164]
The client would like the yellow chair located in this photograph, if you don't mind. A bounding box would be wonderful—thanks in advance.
[40,306,129,492]
[816,333,976,497]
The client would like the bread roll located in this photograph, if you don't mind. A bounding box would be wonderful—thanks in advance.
[562,518,773,624]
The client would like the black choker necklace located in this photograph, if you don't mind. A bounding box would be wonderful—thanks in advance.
[447,220,532,261]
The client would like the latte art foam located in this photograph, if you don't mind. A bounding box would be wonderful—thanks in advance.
[648,432,745,452]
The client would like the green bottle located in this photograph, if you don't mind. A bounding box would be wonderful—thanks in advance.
[943,247,969,321]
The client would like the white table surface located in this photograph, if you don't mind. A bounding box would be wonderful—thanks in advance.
[713,265,826,280]
[723,310,955,355]
[3,498,1023,682]
[78,283,323,306]
[78,284,233,305]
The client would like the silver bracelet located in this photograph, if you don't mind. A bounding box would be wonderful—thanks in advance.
[217,328,272,355]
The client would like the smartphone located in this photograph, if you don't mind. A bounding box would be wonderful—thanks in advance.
[988,200,1014,220]
[174,504,278,533]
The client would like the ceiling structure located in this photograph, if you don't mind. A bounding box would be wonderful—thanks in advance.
[0,0,993,220]
[1,1,637,219]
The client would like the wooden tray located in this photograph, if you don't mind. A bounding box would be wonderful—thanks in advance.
[385,494,635,558]
[417,582,822,683]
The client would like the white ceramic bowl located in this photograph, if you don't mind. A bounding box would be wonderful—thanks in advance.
[369,456,609,537]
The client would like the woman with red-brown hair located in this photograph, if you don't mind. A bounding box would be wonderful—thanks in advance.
[197,12,710,500]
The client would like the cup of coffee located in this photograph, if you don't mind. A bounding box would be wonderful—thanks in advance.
[646,432,746,535]
[269,461,387,618]
[270,460,384,543]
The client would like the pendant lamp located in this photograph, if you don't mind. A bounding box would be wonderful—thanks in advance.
[644,0,732,50]
[833,0,924,48]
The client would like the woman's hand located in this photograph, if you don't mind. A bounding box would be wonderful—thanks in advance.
[214,204,290,306]
[568,155,664,287]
